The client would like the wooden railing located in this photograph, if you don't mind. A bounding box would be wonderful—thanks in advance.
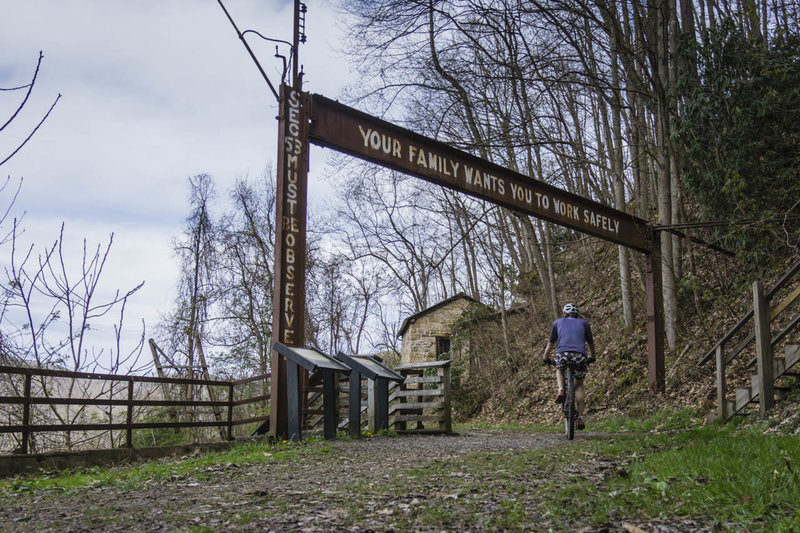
[698,259,800,419]
[0,366,270,455]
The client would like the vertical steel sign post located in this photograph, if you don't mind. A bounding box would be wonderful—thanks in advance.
[270,84,309,439]
[645,233,665,395]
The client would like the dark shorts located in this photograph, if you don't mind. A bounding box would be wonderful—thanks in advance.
[555,351,588,380]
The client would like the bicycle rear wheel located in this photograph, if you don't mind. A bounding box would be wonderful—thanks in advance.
[564,367,575,440]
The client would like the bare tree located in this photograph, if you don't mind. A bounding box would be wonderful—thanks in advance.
[162,174,217,410]
[211,173,276,379]
[0,51,61,168]
[334,167,453,314]
[1,218,145,451]
[1,53,149,452]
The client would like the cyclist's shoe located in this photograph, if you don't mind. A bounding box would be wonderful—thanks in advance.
[555,390,565,404]
[576,417,586,430]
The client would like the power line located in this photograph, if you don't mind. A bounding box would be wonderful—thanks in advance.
[216,0,280,101]
[654,215,800,231]
[653,213,800,257]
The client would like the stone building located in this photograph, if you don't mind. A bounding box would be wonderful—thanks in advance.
[397,294,476,365]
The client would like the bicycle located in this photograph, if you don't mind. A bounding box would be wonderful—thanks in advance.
[544,357,594,440]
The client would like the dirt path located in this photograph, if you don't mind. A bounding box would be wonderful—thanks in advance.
[0,430,708,532]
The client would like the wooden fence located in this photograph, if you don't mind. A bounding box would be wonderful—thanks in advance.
[390,360,452,433]
[0,365,270,455]
[303,360,453,435]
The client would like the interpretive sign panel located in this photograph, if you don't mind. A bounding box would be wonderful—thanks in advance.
[309,94,653,253]
[335,351,402,436]
[273,343,350,374]
[335,352,405,382]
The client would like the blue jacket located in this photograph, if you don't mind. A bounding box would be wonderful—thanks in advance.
[549,317,593,354]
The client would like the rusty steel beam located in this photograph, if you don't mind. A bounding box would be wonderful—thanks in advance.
[308,93,654,254]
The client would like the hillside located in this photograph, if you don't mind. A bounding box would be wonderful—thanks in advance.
[452,238,800,432]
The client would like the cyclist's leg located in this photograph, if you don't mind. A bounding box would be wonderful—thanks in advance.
[554,352,567,403]
[572,354,589,423]
[554,368,566,403]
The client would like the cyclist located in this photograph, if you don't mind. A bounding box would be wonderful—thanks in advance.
[541,303,596,430]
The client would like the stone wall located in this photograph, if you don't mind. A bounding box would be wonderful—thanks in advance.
[400,299,472,365]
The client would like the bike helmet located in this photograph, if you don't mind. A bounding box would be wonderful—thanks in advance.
[563,303,579,317]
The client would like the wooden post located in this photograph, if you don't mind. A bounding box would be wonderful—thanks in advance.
[196,334,226,440]
[374,377,389,431]
[440,363,452,433]
[753,280,774,416]
[270,84,310,440]
[367,378,377,434]
[227,383,234,441]
[395,371,408,431]
[715,345,728,420]
[322,369,338,440]
[149,339,172,399]
[149,339,179,428]
[348,371,361,438]
[286,359,301,441]
[126,379,134,448]
[645,233,665,394]
[21,373,31,455]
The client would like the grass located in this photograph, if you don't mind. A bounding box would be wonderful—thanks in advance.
[589,406,704,432]
[0,437,330,494]
[538,424,800,531]
[454,419,555,432]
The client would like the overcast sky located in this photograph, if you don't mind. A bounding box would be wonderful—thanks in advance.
[0,0,354,367]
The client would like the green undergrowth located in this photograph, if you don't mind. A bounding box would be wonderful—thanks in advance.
[459,406,705,434]
[589,406,704,432]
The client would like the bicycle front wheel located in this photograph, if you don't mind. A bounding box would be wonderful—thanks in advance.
[564,368,575,440]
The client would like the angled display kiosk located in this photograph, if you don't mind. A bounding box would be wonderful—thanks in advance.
[272,342,350,441]
[335,352,405,437]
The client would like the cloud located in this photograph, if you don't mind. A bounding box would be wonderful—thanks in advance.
[0,0,354,369]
